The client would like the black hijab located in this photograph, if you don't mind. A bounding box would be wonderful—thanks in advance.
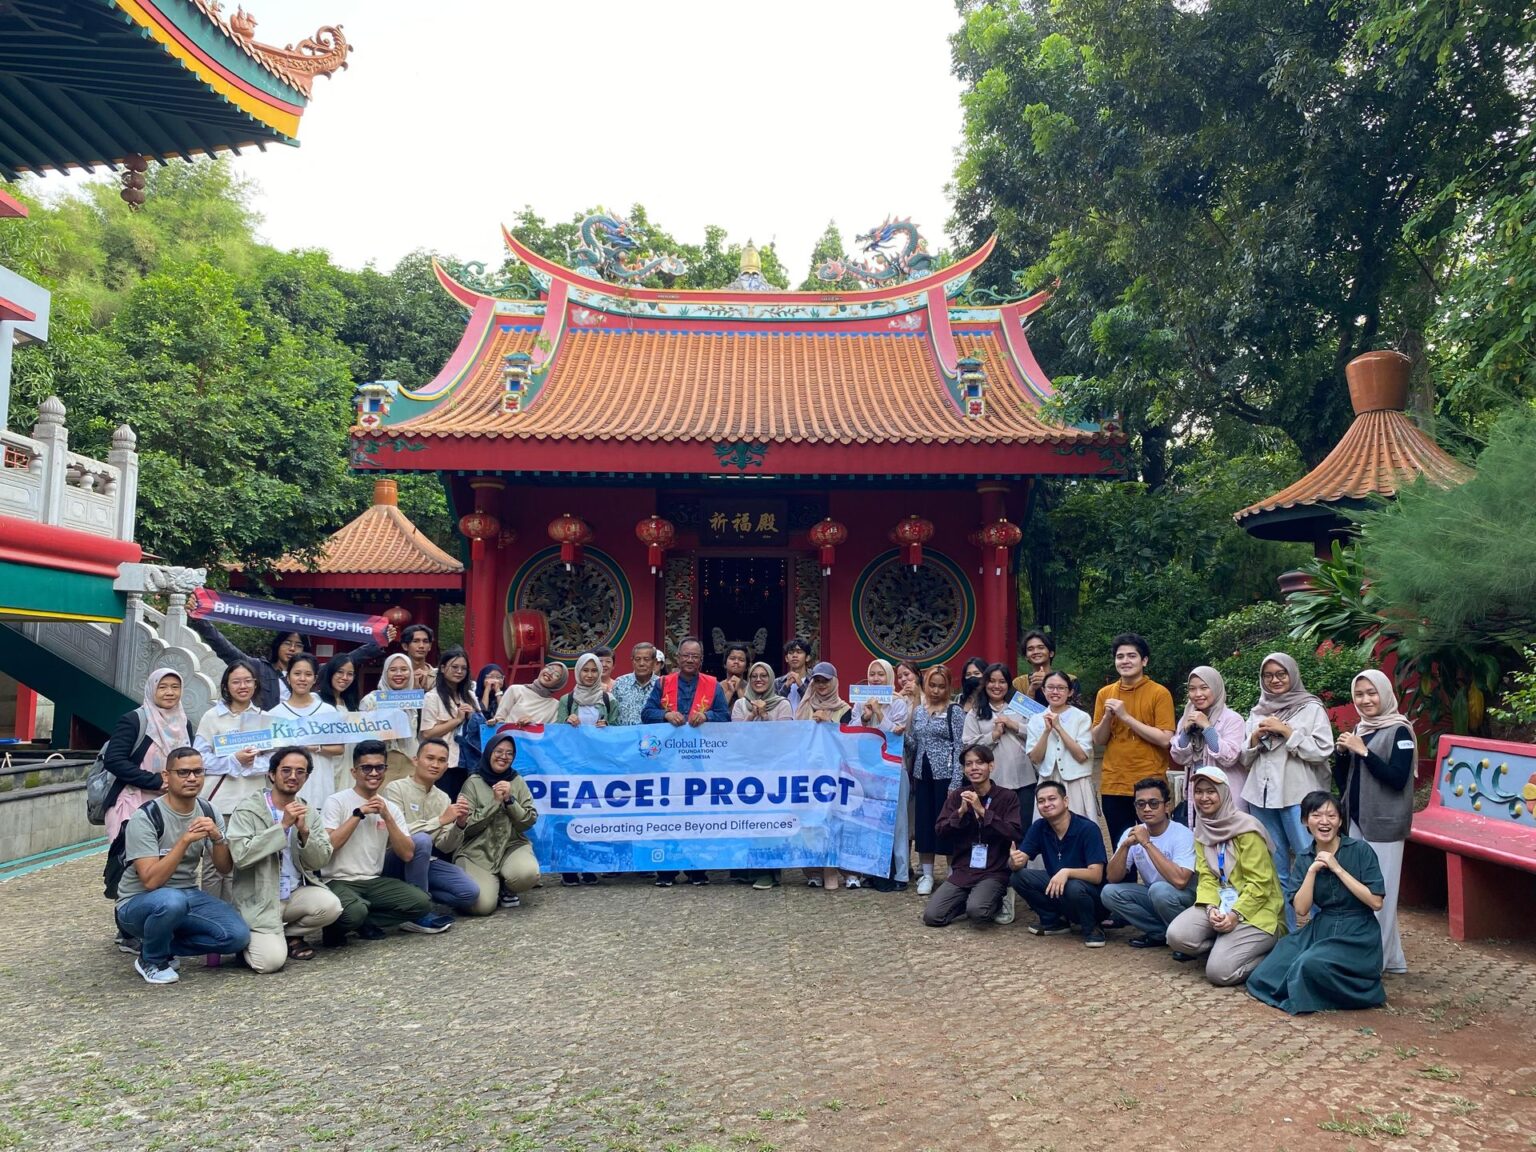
[475,731,519,787]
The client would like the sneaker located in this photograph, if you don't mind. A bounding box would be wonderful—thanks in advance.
[751,874,775,891]
[844,876,863,890]
[654,876,675,888]
[689,875,710,886]
[806,875,823,888]
[579,873,600,885]
[134,957,179,985]
[499,891,522,909]
[115,931,140,955]
[868,877,896,893]
[1026,919,1071,936]
[561,875,582,887]
[993,889,1017,925]
[915,874,934,896]
[1084,928,1107,948]
[1128,934,1166,949]
[401,913,454,934]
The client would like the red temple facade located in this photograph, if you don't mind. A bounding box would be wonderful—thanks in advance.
[348,223,1125,678]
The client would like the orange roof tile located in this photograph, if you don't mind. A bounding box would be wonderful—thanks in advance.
[270,479,463,575]
[1235,409,1471,523]
[382,327,1099,447]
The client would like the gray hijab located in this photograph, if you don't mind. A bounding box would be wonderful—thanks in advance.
[1249,652,1323,721]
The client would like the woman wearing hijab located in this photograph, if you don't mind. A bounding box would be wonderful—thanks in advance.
[454,732,540,914]
[1166,766,1285,986]
[359,653,421,784]
[1332,670,1415,975]
[1239,652,1335,931]
[963,662,1036,819]
[797,662,851,889]
[103,669,190,950]
[493,661,570,725]
[1169,666,1247,825]
[733,662,792,722]
[1246,790,1387,1014]
[855,659,913,893]
[474,664,505,721]
[271,654,346,804]
[556,653,618,727]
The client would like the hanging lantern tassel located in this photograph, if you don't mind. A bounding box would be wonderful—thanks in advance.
[635,515,676,576]
[979,518,1023,576]
[807,517,848,577]
[967,529,985,575]
[893,514,935,570]
[548,513,592,571]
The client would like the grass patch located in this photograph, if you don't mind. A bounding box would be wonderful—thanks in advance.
[1392,1045,1419,1059]
[1417,1065,1460,1082]
[1318,1110,1411,1138]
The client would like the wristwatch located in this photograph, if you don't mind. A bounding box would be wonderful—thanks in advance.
[352,807,365,821]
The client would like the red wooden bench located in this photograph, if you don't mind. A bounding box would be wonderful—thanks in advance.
[1401,734,1536,941]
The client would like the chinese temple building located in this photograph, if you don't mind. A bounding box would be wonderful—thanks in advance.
[1235,350,1472,558]
[349,217,1125,678]
[231,477,463,659]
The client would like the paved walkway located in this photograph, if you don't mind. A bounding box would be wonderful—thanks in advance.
[1,861,1534,1151]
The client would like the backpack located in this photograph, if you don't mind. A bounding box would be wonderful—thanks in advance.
[102,796,218,900]
[86,709,147,825]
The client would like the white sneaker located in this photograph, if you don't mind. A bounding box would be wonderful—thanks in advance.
[993,888,1016,925]
[844,876,862,889]
[805,875,823,888]
[134,957,179,985]
[915,874,934,896]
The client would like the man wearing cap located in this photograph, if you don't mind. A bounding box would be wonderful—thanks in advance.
[641,636,729,886]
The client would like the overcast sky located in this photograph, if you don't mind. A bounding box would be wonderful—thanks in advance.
[113,1,970,279]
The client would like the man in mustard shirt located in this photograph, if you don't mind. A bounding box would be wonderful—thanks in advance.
[1091,633,1175,845]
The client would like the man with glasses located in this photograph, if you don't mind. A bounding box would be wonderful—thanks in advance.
[114,748,250,985]
[1099,776,1198,949]
[319,740,442,946]
[227,746,343,972]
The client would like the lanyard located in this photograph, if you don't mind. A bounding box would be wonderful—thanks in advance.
[1217,843,1228,887]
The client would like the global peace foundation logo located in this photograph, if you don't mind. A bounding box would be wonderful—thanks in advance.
[637,734,663,759]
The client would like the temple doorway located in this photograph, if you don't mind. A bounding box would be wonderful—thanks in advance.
[697,555,786,675]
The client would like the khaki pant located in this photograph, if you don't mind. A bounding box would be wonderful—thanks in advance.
[1166,904,1279,986]
[457,844,540,916]
[244,885,345,974]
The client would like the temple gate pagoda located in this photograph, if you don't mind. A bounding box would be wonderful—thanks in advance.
[348,217,1125,678]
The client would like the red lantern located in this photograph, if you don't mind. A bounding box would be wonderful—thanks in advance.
[384,605,413,629]
[635,515,676,574]
[548,513,591,568]
[458,510,501,541]
[807,517,848,575]
[892,514,935,568]
[979,518,1023,576]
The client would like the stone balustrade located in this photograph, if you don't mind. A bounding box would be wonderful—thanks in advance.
[0,397,138,541]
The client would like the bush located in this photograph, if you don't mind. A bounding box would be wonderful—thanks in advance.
[1054,565,1212,698]
[1198,602,1290,663]
[1210,635,1361,715]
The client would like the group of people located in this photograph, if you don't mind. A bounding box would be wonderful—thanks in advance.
[100,623,1415,1015]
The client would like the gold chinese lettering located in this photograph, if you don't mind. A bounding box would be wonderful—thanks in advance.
[754,512,777,533]
[731,512,753,531]
[709,512,728,531]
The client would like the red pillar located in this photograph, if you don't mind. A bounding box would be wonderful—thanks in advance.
[14,683,37,742]
[977,482,1010,665]
[465,478,505,673]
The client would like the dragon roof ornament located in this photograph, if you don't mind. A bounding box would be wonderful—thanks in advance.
[817,216,935,285]
[194,1,352,97]
[570,212,688,283]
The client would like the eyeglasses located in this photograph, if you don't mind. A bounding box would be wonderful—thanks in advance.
[169,768,204,779]
[355,765,387,777]
[274,765,311,776]
[1261,671,1290,682]
[1133,798,1165,809]
[227,678,255,688]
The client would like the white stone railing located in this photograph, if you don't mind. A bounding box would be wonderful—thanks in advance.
[0,396,138,541]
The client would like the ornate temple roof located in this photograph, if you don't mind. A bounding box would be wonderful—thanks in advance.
[0,1,350,179]
[1236,351,1472,542]
[349,224,1125,479]
[262,479,462,586]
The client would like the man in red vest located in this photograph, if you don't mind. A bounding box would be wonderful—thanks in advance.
[641,636,730,887]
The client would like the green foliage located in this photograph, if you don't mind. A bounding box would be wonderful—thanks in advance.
[1200,603,1361,714]
[1489,647,1536,726]
[1054,566,1213,700]
[798,221,866,292]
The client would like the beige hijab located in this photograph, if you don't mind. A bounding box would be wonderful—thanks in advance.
[796,672,848,721]
[1191,766,1274,874]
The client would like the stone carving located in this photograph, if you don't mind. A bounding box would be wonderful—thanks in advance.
[113,564,208,594]
[662,555,695,663]
[856,552,970,665]
[792,556,821,656]
[816,217,935,285]
[513,552,629,661]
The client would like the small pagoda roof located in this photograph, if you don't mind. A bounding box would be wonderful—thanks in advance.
[349,229,1125,480]
[257,479,462,590]
[1236,351,1472,542]
[0,1,350,179]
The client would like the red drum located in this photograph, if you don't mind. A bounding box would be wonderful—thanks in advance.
[504,609,549,682]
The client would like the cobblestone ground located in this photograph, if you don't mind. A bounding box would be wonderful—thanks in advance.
[1,860,1534,1152]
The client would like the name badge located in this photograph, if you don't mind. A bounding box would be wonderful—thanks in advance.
[970,843,990,869]
[1218,885,1239,914]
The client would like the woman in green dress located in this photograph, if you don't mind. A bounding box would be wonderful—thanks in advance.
[1247,790,1386,1014]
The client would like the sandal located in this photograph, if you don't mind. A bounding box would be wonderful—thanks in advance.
[286,937,317,961]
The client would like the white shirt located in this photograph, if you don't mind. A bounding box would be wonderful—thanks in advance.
[322,787,408,882]
[1116,820,1197,886]
[194,701,270,814]
[1025,706,1095,782]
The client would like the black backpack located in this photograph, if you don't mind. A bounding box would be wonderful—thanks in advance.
[102,798,218,900]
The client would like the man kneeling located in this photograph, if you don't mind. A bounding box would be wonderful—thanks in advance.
[1009,780,1109,946]
[114,748,250,984]
[228,746,343,971]
[320,741,442,945]
[383,738,483,916]
[922,744,1023,927]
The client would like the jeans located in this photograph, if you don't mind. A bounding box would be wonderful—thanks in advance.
[1010,867,1104,933]
[1252,804,1310,931]
[116,887,251,968]
[384,832,480,912]
[1100,880,1196,942]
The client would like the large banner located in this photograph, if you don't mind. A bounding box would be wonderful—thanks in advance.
[211,709,414,753]
[494,721,903,874]
[189,588,390,645]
